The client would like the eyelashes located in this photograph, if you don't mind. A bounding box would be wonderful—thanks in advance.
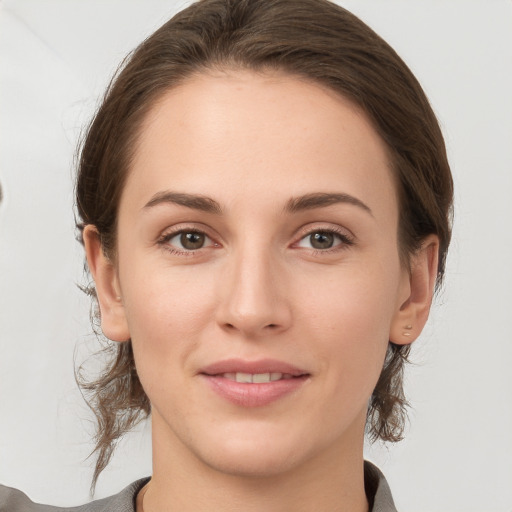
[157,225,355,257]
[157,227,217,256]
[294,228,354,252]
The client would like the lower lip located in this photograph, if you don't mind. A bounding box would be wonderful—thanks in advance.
[201,375,309,407]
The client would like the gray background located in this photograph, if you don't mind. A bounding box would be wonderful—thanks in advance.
[1,1,511,510]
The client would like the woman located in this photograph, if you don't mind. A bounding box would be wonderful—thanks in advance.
[0,0,452,510]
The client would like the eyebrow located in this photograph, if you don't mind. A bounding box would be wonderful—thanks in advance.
[143,191,222,214]
[143,190,372,217]
[285,192,373,216]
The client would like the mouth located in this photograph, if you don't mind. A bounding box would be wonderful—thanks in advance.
[214,372,299,383]
[200,358,308,377]
[199,359,310,407]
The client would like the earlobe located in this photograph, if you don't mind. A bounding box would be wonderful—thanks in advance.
[390,235,440,345]
[83,225,130,342]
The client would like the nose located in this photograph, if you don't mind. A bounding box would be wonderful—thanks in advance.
[216,244,292,338]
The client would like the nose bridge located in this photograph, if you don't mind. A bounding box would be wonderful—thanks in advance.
[218,238,290,335]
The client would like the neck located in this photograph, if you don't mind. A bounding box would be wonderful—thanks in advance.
[141,413,369,512]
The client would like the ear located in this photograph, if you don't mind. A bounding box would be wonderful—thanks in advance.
[83,225,130,342]
[390,235,439,345]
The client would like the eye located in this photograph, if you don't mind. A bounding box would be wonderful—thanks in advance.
[161,230,214,252]
[296,229,352,250]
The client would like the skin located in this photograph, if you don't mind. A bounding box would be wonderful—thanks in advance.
[85,70,439,512]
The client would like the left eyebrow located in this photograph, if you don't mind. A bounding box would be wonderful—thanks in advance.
[143,191,223,214]
[285,192,373,216]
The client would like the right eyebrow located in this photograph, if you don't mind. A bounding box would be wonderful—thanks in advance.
[285,192,373,217]
[143,191,223,214]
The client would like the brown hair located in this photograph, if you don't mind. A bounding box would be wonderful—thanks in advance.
[76,0,453,487]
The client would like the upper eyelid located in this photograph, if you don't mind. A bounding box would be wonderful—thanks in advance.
[293,223,354,241]
[158,223,217,241]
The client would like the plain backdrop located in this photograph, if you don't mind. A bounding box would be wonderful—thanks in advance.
[1,1,511,511]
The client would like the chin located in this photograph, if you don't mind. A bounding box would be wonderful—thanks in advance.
[185,420,309,478]
[201,443,302,479]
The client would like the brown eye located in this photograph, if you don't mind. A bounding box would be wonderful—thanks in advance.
[159,229,217,255]
[296,229,353,251]
[179,231,206,250]
[309,231,335,249]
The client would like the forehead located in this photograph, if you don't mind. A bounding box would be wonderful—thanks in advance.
[123,69,397,219]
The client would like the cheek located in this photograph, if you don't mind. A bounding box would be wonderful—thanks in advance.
[119,260,218,375]
[300,260,400,337]
[298,261,401,387]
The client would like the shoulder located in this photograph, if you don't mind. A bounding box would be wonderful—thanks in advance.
[0,479,149,512]
[0,485,58,512]
[364,461,398,512]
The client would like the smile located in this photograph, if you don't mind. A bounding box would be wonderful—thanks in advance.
[219,372,295,383]
[199,359,310,407]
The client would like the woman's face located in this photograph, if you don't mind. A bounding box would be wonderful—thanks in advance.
[92,70,419,477]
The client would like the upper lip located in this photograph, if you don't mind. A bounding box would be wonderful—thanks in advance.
[200,358,308,376]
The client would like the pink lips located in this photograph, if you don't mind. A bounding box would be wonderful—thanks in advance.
[199,358,310,407]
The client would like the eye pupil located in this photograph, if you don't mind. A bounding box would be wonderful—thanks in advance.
[310,232,334,249]
[180,232,205,250]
